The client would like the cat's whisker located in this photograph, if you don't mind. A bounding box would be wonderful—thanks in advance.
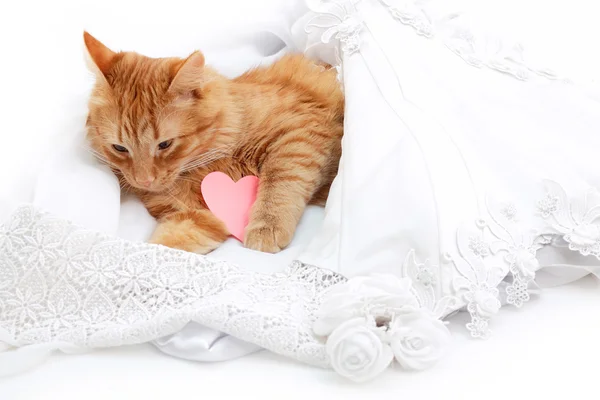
[113,171,133,194]
[177,176,205,186]
[87,154,119,169]
[188,144,233,156]
[180,156,226,172]
[165,187,190,212]
[79,143,102,153]
[84,148,107,160]
[180,147,232,172]
[182,152,225,168]
[80,145,119,168]
[120,180,132,194]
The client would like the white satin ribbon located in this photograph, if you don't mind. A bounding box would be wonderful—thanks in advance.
[153,323,262,362]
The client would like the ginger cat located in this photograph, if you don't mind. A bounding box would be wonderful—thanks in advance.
[84,32,344,254]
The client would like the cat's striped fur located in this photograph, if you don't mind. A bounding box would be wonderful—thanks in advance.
[84,32,344,253]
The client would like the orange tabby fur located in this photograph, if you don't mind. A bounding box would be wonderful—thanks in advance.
[84,32,344,254]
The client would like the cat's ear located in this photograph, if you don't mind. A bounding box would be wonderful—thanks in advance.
[168,51,205,95]
[83,31,117,81]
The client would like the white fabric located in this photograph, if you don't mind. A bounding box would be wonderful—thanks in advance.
[0,205,346,373]
[154,322,262,362]
[291,0,600,339]
[1,0,600,387]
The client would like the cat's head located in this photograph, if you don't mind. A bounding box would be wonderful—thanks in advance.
[84,32,229,193]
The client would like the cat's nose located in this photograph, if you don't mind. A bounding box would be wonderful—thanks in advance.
[138,176,155,187]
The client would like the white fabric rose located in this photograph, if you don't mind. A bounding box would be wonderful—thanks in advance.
[512,248,540,278]
[471,288,501,318]
[388,310,451,370]
[315,275,450,381]
[314,275,418,336]
[567,223,600,247]
[326,317,393,383]
[313,292,363,336]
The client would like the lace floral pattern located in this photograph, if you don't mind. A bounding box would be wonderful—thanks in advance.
[305,1,363,56]
[0,206,346,371]
[302,0,562,82]
[401,250,457,319]
[380,0,434,38]
[446,181,600,338]
[538,180,600,259]
[304,0,363,84]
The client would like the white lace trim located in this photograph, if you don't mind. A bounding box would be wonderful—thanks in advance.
[447,181,600,338]
[304,0,363,85]
[0,206,345,373]
[303,0,565,83]
[538,180,600,258]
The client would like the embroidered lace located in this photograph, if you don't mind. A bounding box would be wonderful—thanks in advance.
[0,206,345,372]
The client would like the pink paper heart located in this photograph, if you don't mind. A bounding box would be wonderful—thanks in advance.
[201,172,259,242]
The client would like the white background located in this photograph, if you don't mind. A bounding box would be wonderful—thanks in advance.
[0,0,599,398]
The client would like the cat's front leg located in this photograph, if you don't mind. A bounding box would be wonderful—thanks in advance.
[149,209,229,254]
[244,133,328,253]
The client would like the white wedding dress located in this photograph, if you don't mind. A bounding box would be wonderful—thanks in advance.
[0,0,599,383]
[296,0,600,276]
[291,0,600,340]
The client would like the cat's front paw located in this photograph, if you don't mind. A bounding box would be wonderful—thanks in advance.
[149,227,219,255]
[149,213,227,255]
[244,222,294,254]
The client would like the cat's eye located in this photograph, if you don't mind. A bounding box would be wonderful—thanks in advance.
[158,140,173,150]
[112,144,128,153]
